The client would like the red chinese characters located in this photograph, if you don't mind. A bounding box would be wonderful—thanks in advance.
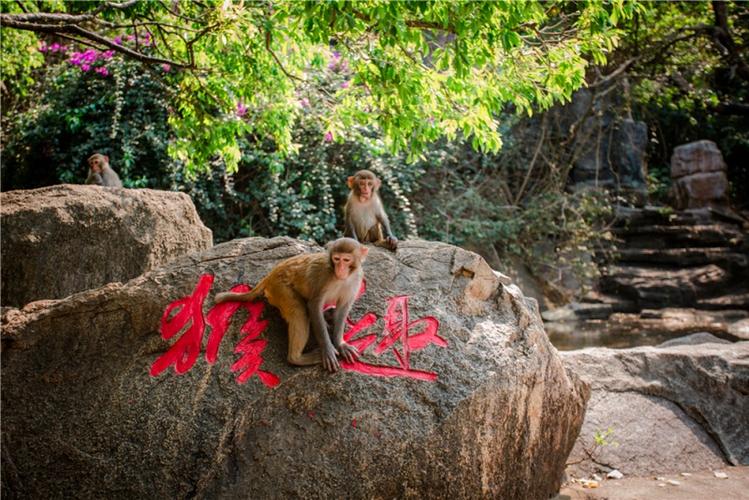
[340,296,447,381]
[149,274,213,377]
[150,275,446,387]
[150,274,279,388]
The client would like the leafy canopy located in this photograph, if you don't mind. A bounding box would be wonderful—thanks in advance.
[1,1,640,174]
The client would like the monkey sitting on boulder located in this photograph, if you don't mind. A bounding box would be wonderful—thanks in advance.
[215,238,368,373]
[85,153,123,187]
[344,169,398,251]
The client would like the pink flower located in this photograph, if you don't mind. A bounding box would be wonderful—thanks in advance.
[127,35,135,41]
[102,50,114,59]
[340,80,350,89]
[299,98,310,108]
[113,36,123,46]
[324,131,334,142]
[327,51,341,70]
[59,45,69,52]
[235,102,248,118]
[161,64,171,72]
[82,49,97,63]
[38,43,48,53]
[328,51,349,73]
[49,43,61,52]
[81,64,91,72]
[95,66,109,77]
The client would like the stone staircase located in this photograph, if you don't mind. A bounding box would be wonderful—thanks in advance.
[544,205,749,346]
[600,206,748,310]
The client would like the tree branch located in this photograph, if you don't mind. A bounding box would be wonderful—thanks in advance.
[349,8,456,35]
[588,57,637,88]
[712,0,749,81]
[264,30,303,82]
[0,15,195,69]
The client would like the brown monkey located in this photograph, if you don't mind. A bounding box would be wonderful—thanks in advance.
[85,153,123,187]
[344,169,398,251]
[214,237,368,372]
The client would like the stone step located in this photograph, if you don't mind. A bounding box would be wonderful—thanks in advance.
[697,291,749,311]
[581,291,639,313]
[611,224,745,249]
[605,307,749,339]
[600,264,735,307]
[614,205,748,228]
[615,247,749,268]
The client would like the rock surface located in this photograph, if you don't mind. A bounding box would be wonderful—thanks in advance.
[562,342,749,474]
[671,140,730,209]
[0,184,213,307]
[671,140,728,178]
[656,331,731,347]
[1,237,588,499]
[567,390,726,477]
[562,89,649,205]
[610,307,747,335]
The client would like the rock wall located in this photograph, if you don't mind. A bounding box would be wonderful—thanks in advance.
[1,237,588,499]
[1,185,213,307]
[559,88,649,205]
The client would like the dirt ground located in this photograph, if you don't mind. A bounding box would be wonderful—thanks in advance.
[555,467,749,500]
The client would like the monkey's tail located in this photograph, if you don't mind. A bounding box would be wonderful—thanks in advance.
[214,280,266,304]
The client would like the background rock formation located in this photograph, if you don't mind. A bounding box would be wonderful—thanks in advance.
[561,88,649,205]
[1,237,587,499]
[0,184,213,307]
[671,140,730,210]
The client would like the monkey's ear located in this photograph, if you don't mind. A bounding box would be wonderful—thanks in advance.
[374,177,381,190]
[104,155,110,163]
[359,246,369,260]
[347,176,355,189]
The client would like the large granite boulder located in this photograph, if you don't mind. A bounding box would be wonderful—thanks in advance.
[1,238,588,499]
[562,342,749,477]
[1,185,213,307]
[671,140,730,209]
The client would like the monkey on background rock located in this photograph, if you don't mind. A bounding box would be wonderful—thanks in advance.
[214,237,368,372]
[85,153,123,187]
[344,169,398,251]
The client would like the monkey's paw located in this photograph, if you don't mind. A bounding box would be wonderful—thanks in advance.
[386,236,398,251]
[322,346,341,372]
[337,342,360,363]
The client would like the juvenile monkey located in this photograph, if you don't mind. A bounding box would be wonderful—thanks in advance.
[344,169,398,251]
[214,238,368,372]
[85,153,123,187]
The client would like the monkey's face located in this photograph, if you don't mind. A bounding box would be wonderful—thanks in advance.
[331,252,356,280]
[355,178,375,201]
[88,157,103,173]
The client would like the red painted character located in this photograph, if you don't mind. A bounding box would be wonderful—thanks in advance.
[340,296,446,380]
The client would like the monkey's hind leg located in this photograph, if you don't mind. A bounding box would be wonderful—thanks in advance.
[271,289,322,367]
